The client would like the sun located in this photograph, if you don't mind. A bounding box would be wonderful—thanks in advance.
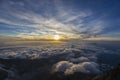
[54,35,60,40]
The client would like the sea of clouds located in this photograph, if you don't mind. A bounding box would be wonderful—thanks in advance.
[0,41,119,75]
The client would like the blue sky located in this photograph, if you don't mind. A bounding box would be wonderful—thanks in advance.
[0,0,120,40]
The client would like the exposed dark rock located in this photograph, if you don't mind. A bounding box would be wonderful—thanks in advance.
[0,67,8,80]
[92,64,120,80]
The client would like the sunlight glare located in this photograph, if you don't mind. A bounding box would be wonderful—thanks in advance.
[54,35,60,40]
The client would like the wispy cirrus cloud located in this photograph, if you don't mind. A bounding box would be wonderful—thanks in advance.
[0,0,111,39]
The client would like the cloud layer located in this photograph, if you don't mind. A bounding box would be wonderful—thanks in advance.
[0,40,120,75]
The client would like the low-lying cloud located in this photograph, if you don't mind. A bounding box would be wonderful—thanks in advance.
[52,61,101,75]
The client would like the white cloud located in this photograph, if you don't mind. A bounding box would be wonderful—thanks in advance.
[52,61,101,75]
[70,57,90,63]
[52,61,73,72]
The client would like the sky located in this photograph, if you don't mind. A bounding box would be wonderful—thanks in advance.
[0,0,120,40]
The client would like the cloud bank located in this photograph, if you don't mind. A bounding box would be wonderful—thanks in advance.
[52,61,100,75]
